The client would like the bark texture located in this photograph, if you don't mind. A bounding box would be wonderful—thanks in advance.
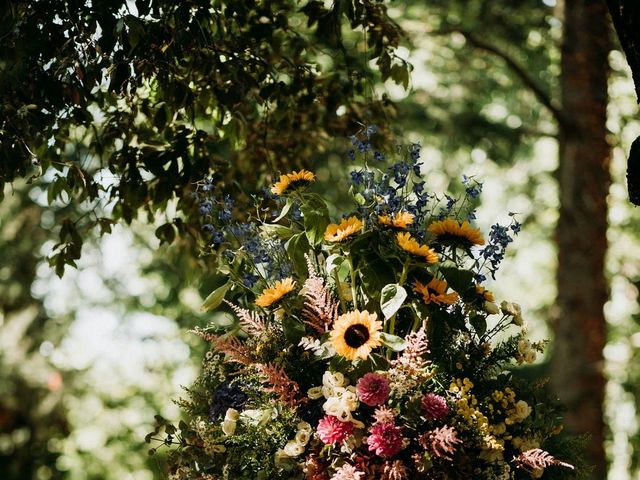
[552,1,611,478]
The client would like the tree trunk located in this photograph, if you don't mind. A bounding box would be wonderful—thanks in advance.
[552,1,611,478]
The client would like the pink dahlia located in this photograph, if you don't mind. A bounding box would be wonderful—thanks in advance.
[356,373,390,407]
[317,415,354,445]
[367,422,403,458]
[421,393,449,421]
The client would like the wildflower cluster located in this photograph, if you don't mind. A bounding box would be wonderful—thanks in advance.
[153,129,581,479]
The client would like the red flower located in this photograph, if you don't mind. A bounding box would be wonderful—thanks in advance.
[421,393,449,421]
[316,415,354,445]
[356,373,390,407]
[367,422,403,458]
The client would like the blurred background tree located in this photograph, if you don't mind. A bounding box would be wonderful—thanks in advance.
[2,1,640,479]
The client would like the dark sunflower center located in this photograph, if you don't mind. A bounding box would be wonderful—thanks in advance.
[344,323,370,348]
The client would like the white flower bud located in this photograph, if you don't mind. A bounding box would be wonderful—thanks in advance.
[222,419,236,436]
[224,408,240,422]
[307,386,324,399]
[284,441,305,457]
[518,339,531,356]
[484,301,500,315]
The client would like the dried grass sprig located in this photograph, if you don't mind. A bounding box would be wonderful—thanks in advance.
[512,448,574,472]
[191,328,254,365]
[300,254,339,334]
[255,363,306,407]
[224,300,267,336]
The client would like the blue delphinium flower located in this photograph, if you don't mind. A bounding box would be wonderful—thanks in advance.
[210,381,249,421]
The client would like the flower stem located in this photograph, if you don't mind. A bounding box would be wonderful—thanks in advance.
[347,253,358,310]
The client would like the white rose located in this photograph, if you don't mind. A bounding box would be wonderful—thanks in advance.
[307,386,324,399]
[524,350,537,364]
[295,429,311,446]
[274,449,290,465]
[323,396,342,414]
[297,421,312,434]
[334,408,353,422]
[518,339,532,356]
[284,441,305,457]
[513,400,532,422]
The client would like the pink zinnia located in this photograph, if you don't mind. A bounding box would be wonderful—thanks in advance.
[317,415,354,445]
[356,373,390,407]
[421,393,449,421]
[367,422,403,458]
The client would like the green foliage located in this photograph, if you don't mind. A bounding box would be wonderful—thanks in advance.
[0,0,408,274]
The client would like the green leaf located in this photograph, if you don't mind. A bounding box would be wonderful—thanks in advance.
[282,316,306,344]
[285,232,311,278]
[470,314,487,336]
[359,257,391,299]
[300,195,330,246]
[380,284,407,319]
[325,253,345,275]
[272,197,294,222]
[381,332,407,352]
[440,267,475,294]
[200,281,231,312]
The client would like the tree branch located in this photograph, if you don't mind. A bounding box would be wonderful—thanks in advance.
[434,28,565,127]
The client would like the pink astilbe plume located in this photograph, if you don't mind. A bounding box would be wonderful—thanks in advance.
[388,327,431,394]
[191,329,254,365]
[301,254,339,334]
[255,363,305,407]
[422,426,461,461]
[381,460,409,480]
[330,464,364,480]
[513,448,574,472]
[224,300,267,335]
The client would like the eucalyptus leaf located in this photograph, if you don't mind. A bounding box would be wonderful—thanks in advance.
[381,332,407,352]
[200,281,231,312]
[272,198,293,223]
[325,253,345,275]
[380,284,407,319]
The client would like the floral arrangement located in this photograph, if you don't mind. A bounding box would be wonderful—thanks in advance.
[150,128,583,479]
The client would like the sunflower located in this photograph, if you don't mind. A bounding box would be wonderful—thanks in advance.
[413,278,459,305]
[255,277,296,307]
[378,211,415,229]
[475,284,495,302]
[330,310,383,361]
[396,232,439,264]
[324,216,363,243]
[427,219,485,246]
[270,170,316,196]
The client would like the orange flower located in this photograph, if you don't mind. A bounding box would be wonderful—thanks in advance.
[413,278,459,305]
[396,232,438,264]
[255,277,296,307]
[324,216,363,243]
[475,284,495,302]
[378,211,415,229]
[427,219,485,246]
[270,170,316,196]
